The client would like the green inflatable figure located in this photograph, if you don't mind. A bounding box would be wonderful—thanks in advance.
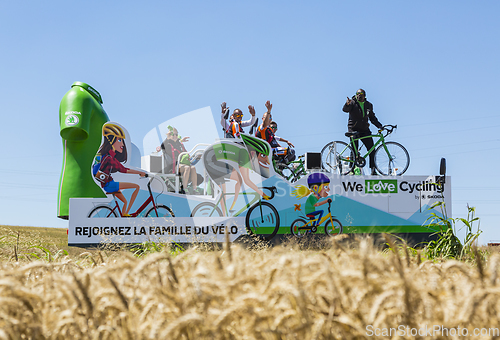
[57,82,109,219]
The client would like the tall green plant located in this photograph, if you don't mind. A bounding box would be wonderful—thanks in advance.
[424,201,481,259]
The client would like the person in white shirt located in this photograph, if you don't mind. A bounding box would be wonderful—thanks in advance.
[220,102,257,138]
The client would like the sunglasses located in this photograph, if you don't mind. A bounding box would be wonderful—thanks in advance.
[270,126,277,130]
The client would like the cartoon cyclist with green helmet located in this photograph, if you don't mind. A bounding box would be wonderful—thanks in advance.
[203,133,272,214]
[292,173,331,226]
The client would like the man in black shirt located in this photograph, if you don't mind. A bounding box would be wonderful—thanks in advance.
[342,89,383,175]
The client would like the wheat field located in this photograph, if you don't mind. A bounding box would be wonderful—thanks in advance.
[1,226,500,339]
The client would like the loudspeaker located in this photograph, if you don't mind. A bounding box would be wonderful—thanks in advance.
[305,152,322,170]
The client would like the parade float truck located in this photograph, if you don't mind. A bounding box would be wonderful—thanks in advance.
[59,83,450,247]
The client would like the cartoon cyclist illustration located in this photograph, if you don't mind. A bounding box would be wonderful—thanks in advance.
[92,123,147,217]
[292,173,331,226]
[203,133,272,214]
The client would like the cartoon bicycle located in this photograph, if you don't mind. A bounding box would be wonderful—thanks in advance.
[291,173,343,237]
[290,198,342,237]
[88,174,174,218]
[190,186,280,241]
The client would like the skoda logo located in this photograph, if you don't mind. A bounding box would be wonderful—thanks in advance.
[66,115,79,126]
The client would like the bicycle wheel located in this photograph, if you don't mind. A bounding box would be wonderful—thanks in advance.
[276,163,298,183]
[245,201,280,241]
[374,142,410,176]
[190,202,223,217]
[145,205,175,217]
[88,205,118,218]
[290,218,309,238]
[324,218,343,236]
[321,141,354,175]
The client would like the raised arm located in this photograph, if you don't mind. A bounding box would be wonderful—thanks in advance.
[220,102,230,130]
[241,105,257,127]
[280,137,294,148]
[342,96,353,113]
[262,101,272,129]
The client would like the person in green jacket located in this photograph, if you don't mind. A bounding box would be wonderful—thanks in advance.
[343,89,383,175]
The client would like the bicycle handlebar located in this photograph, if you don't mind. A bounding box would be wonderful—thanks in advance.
[379,124,397,137]
[260,186,278,200]
[142,172,161,187]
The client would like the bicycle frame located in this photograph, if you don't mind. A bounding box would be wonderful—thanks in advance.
[294,200,337,234]
[274,156,306,182]
[289,158,306,175]
[217,191,260,217]
[108,175,161,217]
[341,127,395,166]
[299,212,333,230]
[348,132,383,162]
[206,186,277,217]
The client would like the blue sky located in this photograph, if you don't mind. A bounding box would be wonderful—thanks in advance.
[1,1,498,244]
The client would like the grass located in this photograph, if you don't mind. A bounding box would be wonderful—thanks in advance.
[0,225,84,261]
[0,236,500,339]
[423,202,483,261]
[1,223,500,339]
[0,225,67,244]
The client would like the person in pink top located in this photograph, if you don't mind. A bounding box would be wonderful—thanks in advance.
[93,123,146,216]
